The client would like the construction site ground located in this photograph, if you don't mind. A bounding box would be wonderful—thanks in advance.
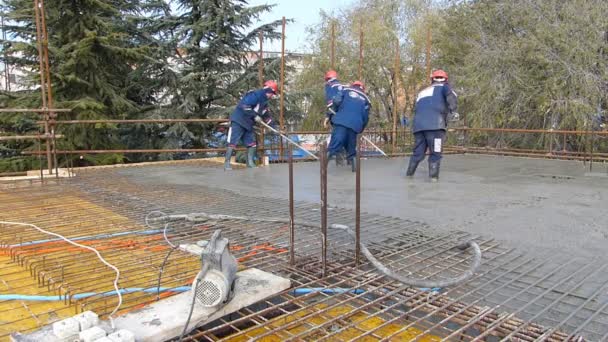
[132,154,608,260]
[1,155,608,341]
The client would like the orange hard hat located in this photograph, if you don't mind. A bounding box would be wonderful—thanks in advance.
[431,69,448,80]
[351,80,365,91]
[325,70,338,81]
[263,80,278,94]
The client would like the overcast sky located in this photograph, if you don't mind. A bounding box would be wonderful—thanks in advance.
[247,0,355,53]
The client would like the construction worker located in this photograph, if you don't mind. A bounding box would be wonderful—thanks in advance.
[327,81,371,172]
[405,69,458,182]
[323,70,343,128]
[323,70,347,166]
[224,80,278,170]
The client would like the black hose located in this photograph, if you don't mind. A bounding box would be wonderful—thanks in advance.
[156,246,179,300]
[178,263,209,342]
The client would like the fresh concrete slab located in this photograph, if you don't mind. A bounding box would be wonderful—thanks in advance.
[117,155,608,260]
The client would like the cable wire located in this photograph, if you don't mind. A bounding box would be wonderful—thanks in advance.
[0,220,123,329]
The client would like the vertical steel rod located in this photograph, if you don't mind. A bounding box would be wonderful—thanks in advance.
[40,0,53,108]
[258,31,265,161]
[331,21,335,70]
[1,16,10,91]
[358,21,363,80]
[288,144,295,266]
[258,32,264,87]
[590,131,595,172]
[280,17,286,162]
[392,41,400,153]
[355,136,361,265]
[425,25,432,78]
[41,0,55,174]
[463,112,469,150]
[33,0,52,173]
[320,142,328,277]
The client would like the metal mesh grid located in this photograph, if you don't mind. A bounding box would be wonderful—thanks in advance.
[0,161,606,341]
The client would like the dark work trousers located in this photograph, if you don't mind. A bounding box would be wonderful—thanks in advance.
[227,121,256,148]
[410,129,446,164]
[328,124,357,161]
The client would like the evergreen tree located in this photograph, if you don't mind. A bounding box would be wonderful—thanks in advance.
[153,0,284,155]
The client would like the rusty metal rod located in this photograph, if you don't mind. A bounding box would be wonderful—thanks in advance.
[32,0,52,173]
[358,20,363,80]
[288,144,295,266]
[330,21,335,69]
[355,136,361,266]
[0,134,63,141]
[392,40,399,152]
[43,119,228,124]
[22,148,248,154]
[0,108,71,113]
[320,142,328,277]
[258,31,266,160]
[456,127,608,135]
[279,17,286,162]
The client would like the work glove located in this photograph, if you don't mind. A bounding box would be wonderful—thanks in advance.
[254,115,263,124]
[449,112,460,122]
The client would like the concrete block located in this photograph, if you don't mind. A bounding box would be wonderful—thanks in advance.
[79,326,106,342]
[111,268,291,341]
[107,329,135,342]
[52,317,79,339]
[11,268,290,342]
[74,311,99,331]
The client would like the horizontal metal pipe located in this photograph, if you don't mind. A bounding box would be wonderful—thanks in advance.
[455,127,608,135]
[22,147,244,154]
[0,134,64,141]
[43,119,229,125]
[0,108,71,113]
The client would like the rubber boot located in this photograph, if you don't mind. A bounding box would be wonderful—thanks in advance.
[350,158,357,173]
[405,159,420,177]
[336,152,345,166]
[224,147,234,171]
[429,161,440,182]
[246,146,256,168]
[326,152,335,168]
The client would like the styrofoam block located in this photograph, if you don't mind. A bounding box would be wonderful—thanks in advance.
[107,329,135,342]
[79,326,106,342]
[52,317,80,339]
[73,311,99,331]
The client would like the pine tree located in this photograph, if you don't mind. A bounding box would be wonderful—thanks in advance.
[1,0,166,169]
[156,0,283,152]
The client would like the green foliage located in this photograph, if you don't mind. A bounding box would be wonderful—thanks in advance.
[1,0,284,170]
[293,0,435,132]
[434,0,608,132]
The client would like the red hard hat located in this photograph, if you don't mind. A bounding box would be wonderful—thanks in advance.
[431,69,448,80]
[263,80,278,94]
[325,70,338,81]
[351,80,365,91]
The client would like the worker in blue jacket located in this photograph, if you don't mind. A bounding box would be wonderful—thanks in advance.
[327,81,371,172]
[224,80,278,170]
[322,70,347,166]
[405,69,458,181]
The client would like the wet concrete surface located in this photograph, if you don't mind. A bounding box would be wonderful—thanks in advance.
[119,155,608,260]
